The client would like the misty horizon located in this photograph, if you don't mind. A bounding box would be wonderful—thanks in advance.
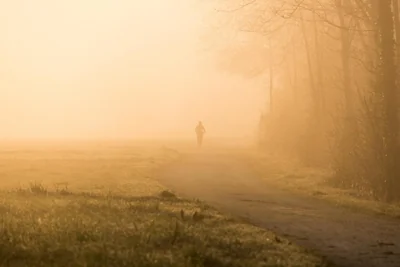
[0,0,266,140]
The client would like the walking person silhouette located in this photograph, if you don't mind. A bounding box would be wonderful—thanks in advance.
[195,121,206,147]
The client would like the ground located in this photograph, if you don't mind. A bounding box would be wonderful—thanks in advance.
[0,141,326,267]
[157,147,400,267]
[245,152,400,218]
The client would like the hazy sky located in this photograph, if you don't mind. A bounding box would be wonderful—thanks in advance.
[0,0,265,140]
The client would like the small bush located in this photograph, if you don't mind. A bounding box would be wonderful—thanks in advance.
[28,182,48,195]
[159,190,177,199]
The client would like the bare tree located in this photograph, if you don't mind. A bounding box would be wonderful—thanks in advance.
[204,0,400,200]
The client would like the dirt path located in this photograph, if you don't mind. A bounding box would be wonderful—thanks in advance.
[157,150,400,267]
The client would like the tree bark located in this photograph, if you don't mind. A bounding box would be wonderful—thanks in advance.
[378,0,399,201]
[312,0,325,115]
[335,0,355,120]
[300,12,319,120]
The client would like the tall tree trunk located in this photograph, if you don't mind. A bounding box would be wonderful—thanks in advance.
[370,0,381,70]
[300,12,319,119]
[312,0,325,115]
[268,39,273,114]
[392,0,400,142]
[300,11,322,165]
[292,36,298,106]
[335,0,355,121]
[378,0,399,201]
[393,0,400,65]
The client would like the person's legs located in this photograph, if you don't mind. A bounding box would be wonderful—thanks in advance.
[197,134,203,147]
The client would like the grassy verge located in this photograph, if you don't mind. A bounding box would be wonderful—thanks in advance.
[247,152,400,219]
[0,143,327,267]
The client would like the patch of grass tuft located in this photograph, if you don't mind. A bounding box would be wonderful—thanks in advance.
[28,181,48,195]
[159,190,177,199]
[54,182,71,195]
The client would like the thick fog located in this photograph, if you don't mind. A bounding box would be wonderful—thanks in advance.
[0,0,265,140]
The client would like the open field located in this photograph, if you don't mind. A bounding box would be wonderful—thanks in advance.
[246,152,400,219]
[0,142,326,267]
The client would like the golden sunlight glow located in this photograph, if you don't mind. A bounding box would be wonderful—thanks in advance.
[0,0,264,140]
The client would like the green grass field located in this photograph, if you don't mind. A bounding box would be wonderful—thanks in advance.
[0,142,327,267]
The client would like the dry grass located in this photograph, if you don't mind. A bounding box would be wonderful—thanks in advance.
[247,152,400,219]
[0,142,327,267]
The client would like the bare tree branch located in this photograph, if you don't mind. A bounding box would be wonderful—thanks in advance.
[215,0,257,13]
